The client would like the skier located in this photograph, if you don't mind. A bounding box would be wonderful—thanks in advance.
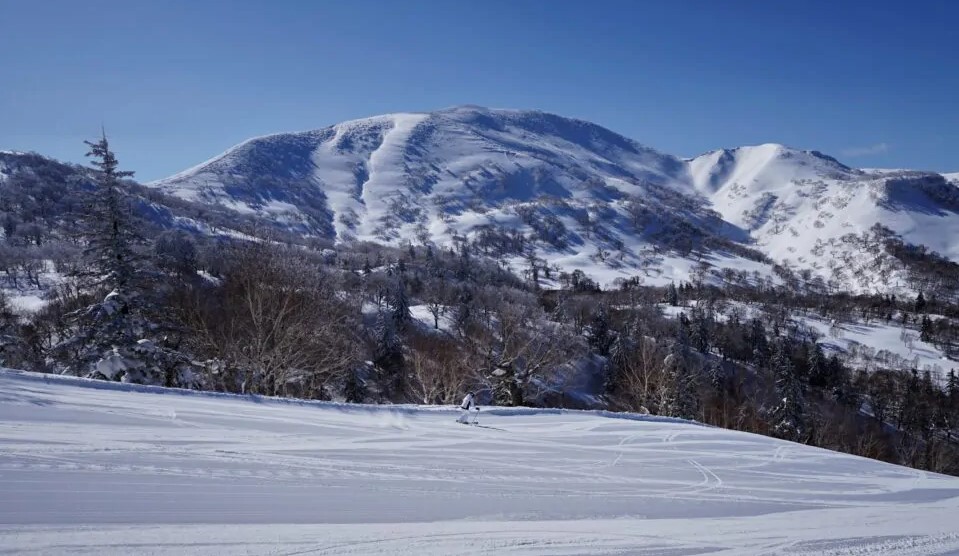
[456,391,479,425]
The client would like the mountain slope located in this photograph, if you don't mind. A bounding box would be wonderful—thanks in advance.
[149,106,959,292]
[689,146,959,291]
[149,106,769,286]
[0,150,307,245]
[3,368,959,555]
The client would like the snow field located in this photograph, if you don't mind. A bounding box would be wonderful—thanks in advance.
[2,369,959,555]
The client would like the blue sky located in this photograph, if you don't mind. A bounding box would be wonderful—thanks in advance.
[1,0,956,180]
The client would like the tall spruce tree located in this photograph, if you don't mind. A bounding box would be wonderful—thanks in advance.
[55,134,194,386]
[586,305,613,357]
[665,282,679,306]
[81,131,140,290]
[920,316,933,343]
[663,345,700,420]
[948,370,958,405]
[389,278,411,330]
[769,339,806,442]
[807,342,827,388]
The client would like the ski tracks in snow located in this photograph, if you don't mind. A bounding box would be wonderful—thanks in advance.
[3,370,959,555]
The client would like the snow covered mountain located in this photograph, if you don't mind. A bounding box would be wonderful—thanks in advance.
[6,107,957,293]
[148,106,768,286]
[4,368,959,555]
[148,106,959,292]
[689,145,959,291]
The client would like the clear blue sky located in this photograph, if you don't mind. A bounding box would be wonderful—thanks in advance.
[1,0,956,181]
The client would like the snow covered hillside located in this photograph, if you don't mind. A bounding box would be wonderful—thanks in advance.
[3,369,959,555]
[690,146,959,291]
[148,105,959,292]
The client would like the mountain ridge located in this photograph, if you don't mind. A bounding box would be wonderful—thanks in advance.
[4,107,957,294]
[145,105,959,293]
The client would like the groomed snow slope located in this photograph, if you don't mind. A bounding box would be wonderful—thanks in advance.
[2,369,959,555]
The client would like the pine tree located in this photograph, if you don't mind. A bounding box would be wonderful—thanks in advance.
[915,291,927,313]
[389,279,411,329]
[665,282,679,306]
[807,342,826,388]
[705,359,725,391]
[372,312,404,395]
[749,318,770,367]
[54,134,194,386]
[948,370,958,405]
[689,306,711,354]
[0,292,29,370]
[769,339,806,442]
[343,368,367,404]
[920,316,933,343]
[586,305,613,356]
[663,347,699,420]
[80,132,140,290]
[605,323,633,395]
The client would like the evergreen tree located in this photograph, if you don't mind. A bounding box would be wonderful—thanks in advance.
[665,282,679,306]
[769,339,806,442]
[389,279,411,329]
[689,306,711,354]
[54,134,194,386]
[807,342,827,388]
[920,316,933,343]
[663,346,699,420]
[948,370,958,405]
[452,286,474,335]
[605,322,633,395]
[586,305,613,357]
[749,318,770,367]
[915,291,927,313]
[677,312,691,347]
[343,368,367,404]
[0,292,29,370]
[372,311,404,395]
[705,359,725,391]
[79,132,140,290]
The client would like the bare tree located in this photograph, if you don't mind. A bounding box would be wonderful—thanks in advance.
[185,243,361,398]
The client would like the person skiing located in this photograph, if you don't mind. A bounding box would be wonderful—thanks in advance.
[456,391,479,425]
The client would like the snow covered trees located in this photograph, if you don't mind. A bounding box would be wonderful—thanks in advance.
[52,133,186,384]
[662,347,701,420]
[78,133,140,291]
[768,340,806,443]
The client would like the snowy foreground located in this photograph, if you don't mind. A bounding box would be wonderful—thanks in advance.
[2,370,959,555]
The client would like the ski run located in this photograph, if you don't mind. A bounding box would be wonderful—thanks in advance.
[2,369,959,555]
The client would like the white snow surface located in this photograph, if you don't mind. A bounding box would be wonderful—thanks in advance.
[3,369,959,555]
[796,315,958,379]
[689,147,959,288]
[659,302,958,380]
[1,261,65,314]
